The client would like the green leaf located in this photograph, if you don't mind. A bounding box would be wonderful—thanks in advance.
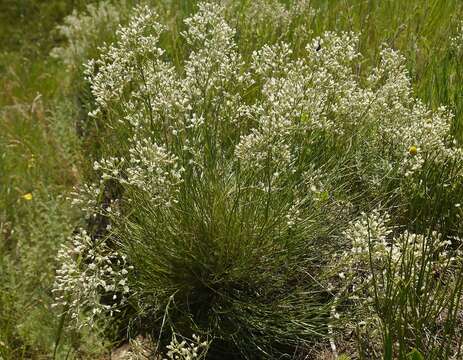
[407,349,425,360]
[337,355,351,360]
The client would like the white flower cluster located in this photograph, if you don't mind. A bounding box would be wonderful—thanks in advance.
[451,20,463,53]
[85,2,252,164]
[242,33,461,186]
[83,2,461,199]
[69,182,102,219]
[243,0,313,30]
[343,209,392,258]
[226,0,315,48]
[51,1,125,71]
[164,334,209,360]
[338,210,456,304]
[88,137,184,207]
[84,5,166,117]
[52,229,132,328]
[122,138,184,206]
[180,2,251,136]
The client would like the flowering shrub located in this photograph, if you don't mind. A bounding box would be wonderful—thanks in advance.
[52,1,463,358]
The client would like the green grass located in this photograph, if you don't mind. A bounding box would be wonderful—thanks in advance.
[0,1,100,358]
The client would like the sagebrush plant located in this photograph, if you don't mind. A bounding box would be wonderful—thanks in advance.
[50,1,463,359]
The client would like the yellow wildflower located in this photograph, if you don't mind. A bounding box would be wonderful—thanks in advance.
[22,193,33,201]
[409,145,417,156]
[28,155,36,168]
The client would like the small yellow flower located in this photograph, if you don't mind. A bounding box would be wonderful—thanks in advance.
[28,155,36,169]
[22,193,33,201]
[408,145,418,156]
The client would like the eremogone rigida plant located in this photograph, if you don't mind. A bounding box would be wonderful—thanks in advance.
[331,209,463,358]
[52,1,463,358]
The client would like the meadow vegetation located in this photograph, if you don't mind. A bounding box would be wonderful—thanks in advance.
[1,1,463,359]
